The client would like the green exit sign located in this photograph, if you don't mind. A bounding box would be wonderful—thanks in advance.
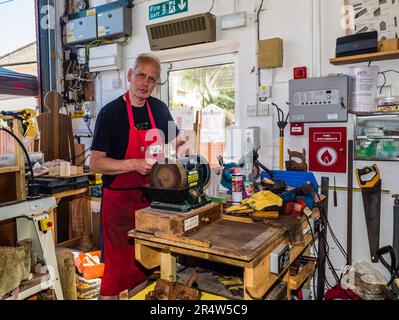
[149,0,188,20]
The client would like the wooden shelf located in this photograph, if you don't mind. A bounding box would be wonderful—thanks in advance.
[330,50,399,65]
[4,273,52,300]
[350,111,399,116]
[289,261,316,291]
[53,188,89,203]
[0,166,19,174]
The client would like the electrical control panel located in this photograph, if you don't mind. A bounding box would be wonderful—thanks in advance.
[66,0,133,45]
[289,75,351,123]
[89,43,122,72]
[270,242,290,274]
[97,7,132,39]
[66,14,97,45]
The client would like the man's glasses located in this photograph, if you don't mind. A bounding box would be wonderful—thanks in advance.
[134,72,158,85]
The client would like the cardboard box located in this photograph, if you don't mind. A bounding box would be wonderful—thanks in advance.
[48,166,60,176]
[259,38,284,69]
[78,251,104,280]
[378,39,399,52]
[70,166,77,175]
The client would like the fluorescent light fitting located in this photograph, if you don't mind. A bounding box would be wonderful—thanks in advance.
[220,11,247,30]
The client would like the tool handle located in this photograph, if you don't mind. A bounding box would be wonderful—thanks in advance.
[377,246,396,275]
[334,190,337,207]
[356,165,380,188]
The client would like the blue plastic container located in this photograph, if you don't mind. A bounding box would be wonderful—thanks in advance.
[260,170,319,192]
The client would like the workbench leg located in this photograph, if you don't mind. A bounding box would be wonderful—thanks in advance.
[160,251,176,282]
[244,255,270,300]
[283,272,291,300]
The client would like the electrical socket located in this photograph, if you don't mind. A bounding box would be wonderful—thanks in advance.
[258,85,272,99]
[247,105,257,117]
[257,103,270,116]
[112,78,121,89]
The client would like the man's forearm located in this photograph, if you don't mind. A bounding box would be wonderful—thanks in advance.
[91,157,133,175]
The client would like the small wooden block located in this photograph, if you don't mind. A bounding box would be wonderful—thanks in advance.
[135,203,223,236]
[135,243,161,269]
[70,166,77,175]
[48,166,60,176]
[252,211,279,219]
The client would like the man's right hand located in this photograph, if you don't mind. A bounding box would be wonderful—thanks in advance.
[127,158,155,176]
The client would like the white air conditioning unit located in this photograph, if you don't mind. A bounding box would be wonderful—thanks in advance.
[89,43,122,72]
[146,13,216,51]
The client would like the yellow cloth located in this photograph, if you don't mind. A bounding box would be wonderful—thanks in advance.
[227,191,283,213]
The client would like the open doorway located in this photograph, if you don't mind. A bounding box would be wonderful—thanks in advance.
[0,0,38,111]
[0,0,38,155]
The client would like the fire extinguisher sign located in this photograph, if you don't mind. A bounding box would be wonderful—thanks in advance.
[309,127,347,173]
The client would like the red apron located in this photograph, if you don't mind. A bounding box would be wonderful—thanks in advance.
[100,92,163,296]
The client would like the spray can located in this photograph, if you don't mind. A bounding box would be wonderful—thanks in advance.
[243,175,254,199]
[231,168,243,204]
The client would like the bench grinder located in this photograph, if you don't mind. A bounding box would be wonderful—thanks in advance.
[143,155,211,212]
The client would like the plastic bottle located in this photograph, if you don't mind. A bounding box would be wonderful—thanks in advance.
[242,175,254,199]
[231,167,243,204]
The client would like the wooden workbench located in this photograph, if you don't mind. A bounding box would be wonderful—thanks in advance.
[129,203,321,300]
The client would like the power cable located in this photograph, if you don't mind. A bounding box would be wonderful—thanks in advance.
[208,0,215,13]
[0,0,14,5]
[379,69,399,94]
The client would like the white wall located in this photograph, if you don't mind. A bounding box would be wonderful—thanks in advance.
[75,0,399,281]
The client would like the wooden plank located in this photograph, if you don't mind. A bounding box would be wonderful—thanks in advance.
[41,172,90,179]
[222,215,253,224]
[154,233,212,248]
[187,220,285,261]
[244,254,270,300]
[135,238,251,268]
[57,237,82,248]
[0,166,19,174]
[14,121,25,201]
[241,228,283,251]
[244,237,291,300]
[135,243,161,269]
[330,50,399,65]
[54,188,88,203]
[160,251,176,282]
[131,220,284,262]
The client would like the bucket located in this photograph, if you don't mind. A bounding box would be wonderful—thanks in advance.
[349,66,379,112]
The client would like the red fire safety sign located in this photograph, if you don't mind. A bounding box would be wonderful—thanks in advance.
[309,127,347,173]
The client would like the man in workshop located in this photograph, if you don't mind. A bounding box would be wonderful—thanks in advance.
[90,53,181,300]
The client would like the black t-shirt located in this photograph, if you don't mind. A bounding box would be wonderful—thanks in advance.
[91,95,179,188]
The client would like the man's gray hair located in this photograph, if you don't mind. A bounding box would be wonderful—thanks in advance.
[133,53,161,78]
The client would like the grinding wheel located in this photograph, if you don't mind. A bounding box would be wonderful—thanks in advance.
[150,159,187,189]
[184,155,211,188]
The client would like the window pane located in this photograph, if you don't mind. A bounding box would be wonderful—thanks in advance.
[168,63,235,166]
[169,63,235,127]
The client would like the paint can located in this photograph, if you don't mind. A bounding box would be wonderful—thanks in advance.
[231,168,243,204]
